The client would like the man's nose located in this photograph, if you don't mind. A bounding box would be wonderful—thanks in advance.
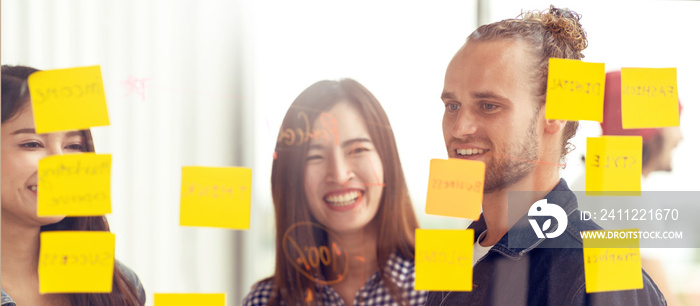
[450,109,477,138]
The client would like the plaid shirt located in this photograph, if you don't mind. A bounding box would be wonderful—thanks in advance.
[243,253,427,306]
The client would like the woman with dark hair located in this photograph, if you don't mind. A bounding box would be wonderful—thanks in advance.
[1,65,146,305]
[243,79,426,305]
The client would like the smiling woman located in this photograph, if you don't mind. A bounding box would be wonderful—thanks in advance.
[243,79,426,306]
[0,65,146,306]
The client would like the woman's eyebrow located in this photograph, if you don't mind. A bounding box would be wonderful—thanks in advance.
[309,144,325,150]
[65,131,85,138]
[10,129,85,139]
[308,138,372,150]
[342,138,371,148]
[11,128,36,135]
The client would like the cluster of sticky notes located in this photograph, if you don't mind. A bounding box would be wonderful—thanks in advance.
[545,58,606,122]
[37,153,112,216]
[582,229,643,293]
[180,166,252,229]
[39,231,115,293]
[585,136,642,195]
[425,159,484,220]
[415,229,473,291]
[621,68,679,128]
[28,65,110,133]
[27,66,114,217]
[29,66,115,292]
[545,59,680,129]
[154,293,225,305]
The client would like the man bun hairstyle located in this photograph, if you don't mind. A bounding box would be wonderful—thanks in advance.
[469,5,588,163]
[529,6,587,58]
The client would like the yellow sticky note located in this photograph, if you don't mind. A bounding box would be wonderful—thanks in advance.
[27,66,110,133]
[621,68,679,129]
[582,229,643,292]
[415,229,473,291]
[586,136,642,196]
[154,293,225,305]
[180,166,252,229]
[425,159,484,219]
[38,153,111,216]
[39,231,115,293]
[545,58,606,122]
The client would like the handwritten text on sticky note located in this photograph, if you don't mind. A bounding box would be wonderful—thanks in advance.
[621,67,679,129]
[154,293,225,305]
[39,231,115,293]
[586,136,642,196]
[425,159,483,219]
[37,153,111,216]
[415,229,473,291]
[180,166,252,229]
[582,229,643,292]
[545,58,606,122]
[28,66,110,133]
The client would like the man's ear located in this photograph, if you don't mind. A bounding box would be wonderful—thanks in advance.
[544,119,567,135]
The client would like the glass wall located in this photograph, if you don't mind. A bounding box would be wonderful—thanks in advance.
[2,0,698,305]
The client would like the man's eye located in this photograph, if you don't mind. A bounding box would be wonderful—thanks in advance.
[20,141,42,149]
[482,103,498,111]
[446,103,460,111]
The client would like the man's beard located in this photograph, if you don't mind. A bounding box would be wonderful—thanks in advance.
[483,114,540,193]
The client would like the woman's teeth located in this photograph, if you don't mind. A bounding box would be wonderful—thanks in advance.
[324,191,361,207]
[457,148,486,156]
[28,185,37,191]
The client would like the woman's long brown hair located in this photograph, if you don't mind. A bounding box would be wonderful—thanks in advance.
[2,65,144,305]
[267,79,419,305]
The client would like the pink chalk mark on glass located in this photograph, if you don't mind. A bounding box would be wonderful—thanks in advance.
[266,118,280,161]
[121,76,150,102]
[265,117,272,134]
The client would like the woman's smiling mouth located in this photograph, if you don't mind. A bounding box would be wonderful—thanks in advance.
[323,189,364,211]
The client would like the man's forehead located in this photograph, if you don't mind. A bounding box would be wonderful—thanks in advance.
[445,40,534,89]
[454,39,529,66]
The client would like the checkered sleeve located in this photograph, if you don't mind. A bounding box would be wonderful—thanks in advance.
[357,253,428,306]
[243,253,427,306]
[242,280,274,306]
[398,255,428,306]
